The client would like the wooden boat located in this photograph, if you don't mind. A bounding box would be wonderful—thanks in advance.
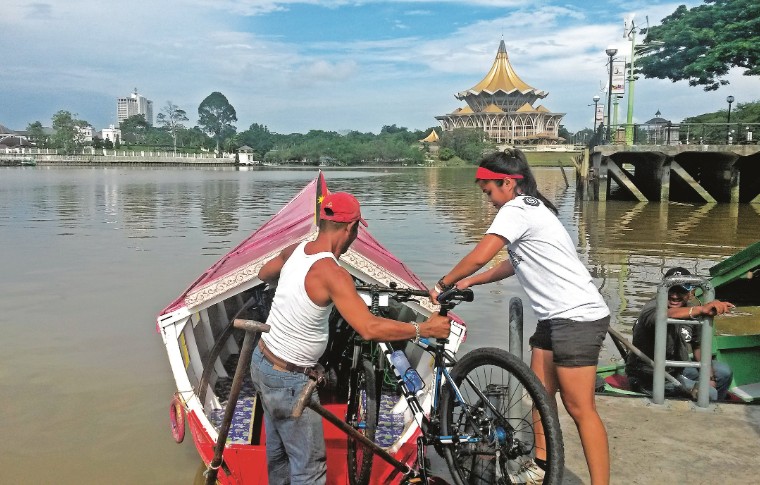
[598,241,760,403]
[156,172,467,483]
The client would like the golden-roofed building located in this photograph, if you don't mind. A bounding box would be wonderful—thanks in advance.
[436,40,565,145]
[420,129,440,143]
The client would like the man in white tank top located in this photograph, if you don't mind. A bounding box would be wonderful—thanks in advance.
[251,192,451,485]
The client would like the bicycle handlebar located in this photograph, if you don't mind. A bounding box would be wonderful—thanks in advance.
[354,283,429,298]
[354,283,474,307]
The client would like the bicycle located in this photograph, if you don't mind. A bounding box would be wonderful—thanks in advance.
[295,283,564,485]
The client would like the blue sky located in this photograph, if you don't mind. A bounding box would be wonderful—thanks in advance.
[1,0,755,134]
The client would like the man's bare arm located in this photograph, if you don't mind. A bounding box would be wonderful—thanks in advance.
[324,266,450,341]
[257,243,298,285]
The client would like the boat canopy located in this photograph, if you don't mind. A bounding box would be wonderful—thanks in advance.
[160,172,428,316]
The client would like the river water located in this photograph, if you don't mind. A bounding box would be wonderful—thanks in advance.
[1,166,758,483]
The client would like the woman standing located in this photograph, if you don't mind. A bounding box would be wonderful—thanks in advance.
[432,149,610,485]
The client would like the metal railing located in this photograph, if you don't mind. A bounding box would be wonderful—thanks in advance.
[653,275,715,408]
[605,122,760,146]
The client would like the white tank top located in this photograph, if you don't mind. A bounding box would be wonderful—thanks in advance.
[261,241,338,367]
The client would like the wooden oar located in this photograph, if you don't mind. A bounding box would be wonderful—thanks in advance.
[607,326,683,388]
[204,319,270,485]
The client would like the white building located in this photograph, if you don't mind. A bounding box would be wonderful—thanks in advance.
[101,125,122,144]
[76,125,94,143]
[117,89,154,126]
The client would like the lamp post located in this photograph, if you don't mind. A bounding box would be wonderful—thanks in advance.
[606,46,618,144]
[592,95,601,133]
[726,95,735,144]
[624,22,637,145]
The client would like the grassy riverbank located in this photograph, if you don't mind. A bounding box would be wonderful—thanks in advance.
[430,150,581,167]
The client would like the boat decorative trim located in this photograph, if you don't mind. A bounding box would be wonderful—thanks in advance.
[340,248,437,314]
[184,231,318,310]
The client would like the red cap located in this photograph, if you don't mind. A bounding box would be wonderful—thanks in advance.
[320,192,368,226]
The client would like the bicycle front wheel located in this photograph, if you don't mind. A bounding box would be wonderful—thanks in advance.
[346,358,378,485]
[440,347,564,485]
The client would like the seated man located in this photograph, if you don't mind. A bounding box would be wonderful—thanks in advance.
[626,267,734,401]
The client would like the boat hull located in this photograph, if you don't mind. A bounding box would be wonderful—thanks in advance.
[158,172,467,483]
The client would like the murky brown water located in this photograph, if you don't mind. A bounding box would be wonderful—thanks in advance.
[1,166,758,483]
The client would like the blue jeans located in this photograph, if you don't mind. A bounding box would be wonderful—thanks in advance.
[631,361,733,401]
[250,346,326,485]
[678,360,733,401]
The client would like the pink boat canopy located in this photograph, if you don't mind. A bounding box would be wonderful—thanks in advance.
[160,172,428,316]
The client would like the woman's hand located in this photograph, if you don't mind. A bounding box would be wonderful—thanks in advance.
[428,286,441,305]
[455,277,474,290]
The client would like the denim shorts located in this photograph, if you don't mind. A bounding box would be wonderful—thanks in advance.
[528,315,610,367]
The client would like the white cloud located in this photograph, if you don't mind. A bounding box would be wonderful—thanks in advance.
[0,0,750,134]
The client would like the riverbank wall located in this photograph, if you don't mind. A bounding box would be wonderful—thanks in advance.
[2,150,583,168]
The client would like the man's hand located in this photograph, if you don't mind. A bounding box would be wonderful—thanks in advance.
[421,314,451,339]
[700,300,735,316]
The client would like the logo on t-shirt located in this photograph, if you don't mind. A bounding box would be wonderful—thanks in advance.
[522,196,539,206]
[508,248,523,267]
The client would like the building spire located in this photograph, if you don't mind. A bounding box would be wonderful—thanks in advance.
[458,41,545,97]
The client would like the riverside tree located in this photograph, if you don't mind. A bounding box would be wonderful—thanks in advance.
[120,114,151,145]
[198,92,237,156]
[637,0,760,90]
[51,110,88,154]
[26,121,47,147]
[156,101,189,155]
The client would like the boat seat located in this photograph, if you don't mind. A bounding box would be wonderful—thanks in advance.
[604,374,631,390]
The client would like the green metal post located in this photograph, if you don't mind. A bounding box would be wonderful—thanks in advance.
[625,29,636,146]
[613,96,620,143]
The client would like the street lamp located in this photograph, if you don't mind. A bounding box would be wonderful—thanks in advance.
[726,95,735,144]
[591,95,601,134]
[606,46,618,144]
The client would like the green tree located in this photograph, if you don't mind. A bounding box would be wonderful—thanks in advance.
[26,121,47,147]
[120,114,150,145]
[557,125,572,143]
[182,126,215,151]
[637,0,760,90]
[156,101,189,154]
[237,122,275,157]
[51,110,88,154]
[439,128,494,163]
[438,147,455,161]
[198,92,237,155]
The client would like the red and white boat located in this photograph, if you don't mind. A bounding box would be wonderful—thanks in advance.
[157,172,467,484]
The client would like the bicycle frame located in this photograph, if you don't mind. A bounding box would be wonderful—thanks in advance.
[298,284,519,482]
[353,284,512,450]
[378,336,512,449]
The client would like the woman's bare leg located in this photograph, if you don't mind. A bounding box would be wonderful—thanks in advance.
[529,348,558,462]
[556,365,609,485]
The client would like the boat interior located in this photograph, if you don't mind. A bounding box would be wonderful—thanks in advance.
[176,280,432,447]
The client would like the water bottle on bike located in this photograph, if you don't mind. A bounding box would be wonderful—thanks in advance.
[390,350,425,395]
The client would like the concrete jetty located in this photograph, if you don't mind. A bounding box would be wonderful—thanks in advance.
[561,396,760,484]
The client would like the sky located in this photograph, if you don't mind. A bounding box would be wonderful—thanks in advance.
[1,0,756,135]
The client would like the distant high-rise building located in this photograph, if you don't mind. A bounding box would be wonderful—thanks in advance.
[117,89,153,126]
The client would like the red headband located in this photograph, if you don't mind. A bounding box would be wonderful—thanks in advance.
[475,167,524,180]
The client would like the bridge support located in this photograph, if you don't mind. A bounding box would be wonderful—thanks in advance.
[576,145,760,203]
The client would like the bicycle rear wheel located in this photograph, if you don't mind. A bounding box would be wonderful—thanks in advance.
[346,358,378,485]
[440,347,563,485]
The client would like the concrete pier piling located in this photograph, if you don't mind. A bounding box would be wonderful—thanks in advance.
[577,145,760,203]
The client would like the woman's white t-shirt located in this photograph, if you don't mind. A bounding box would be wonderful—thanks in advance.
[486,195,609,322]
